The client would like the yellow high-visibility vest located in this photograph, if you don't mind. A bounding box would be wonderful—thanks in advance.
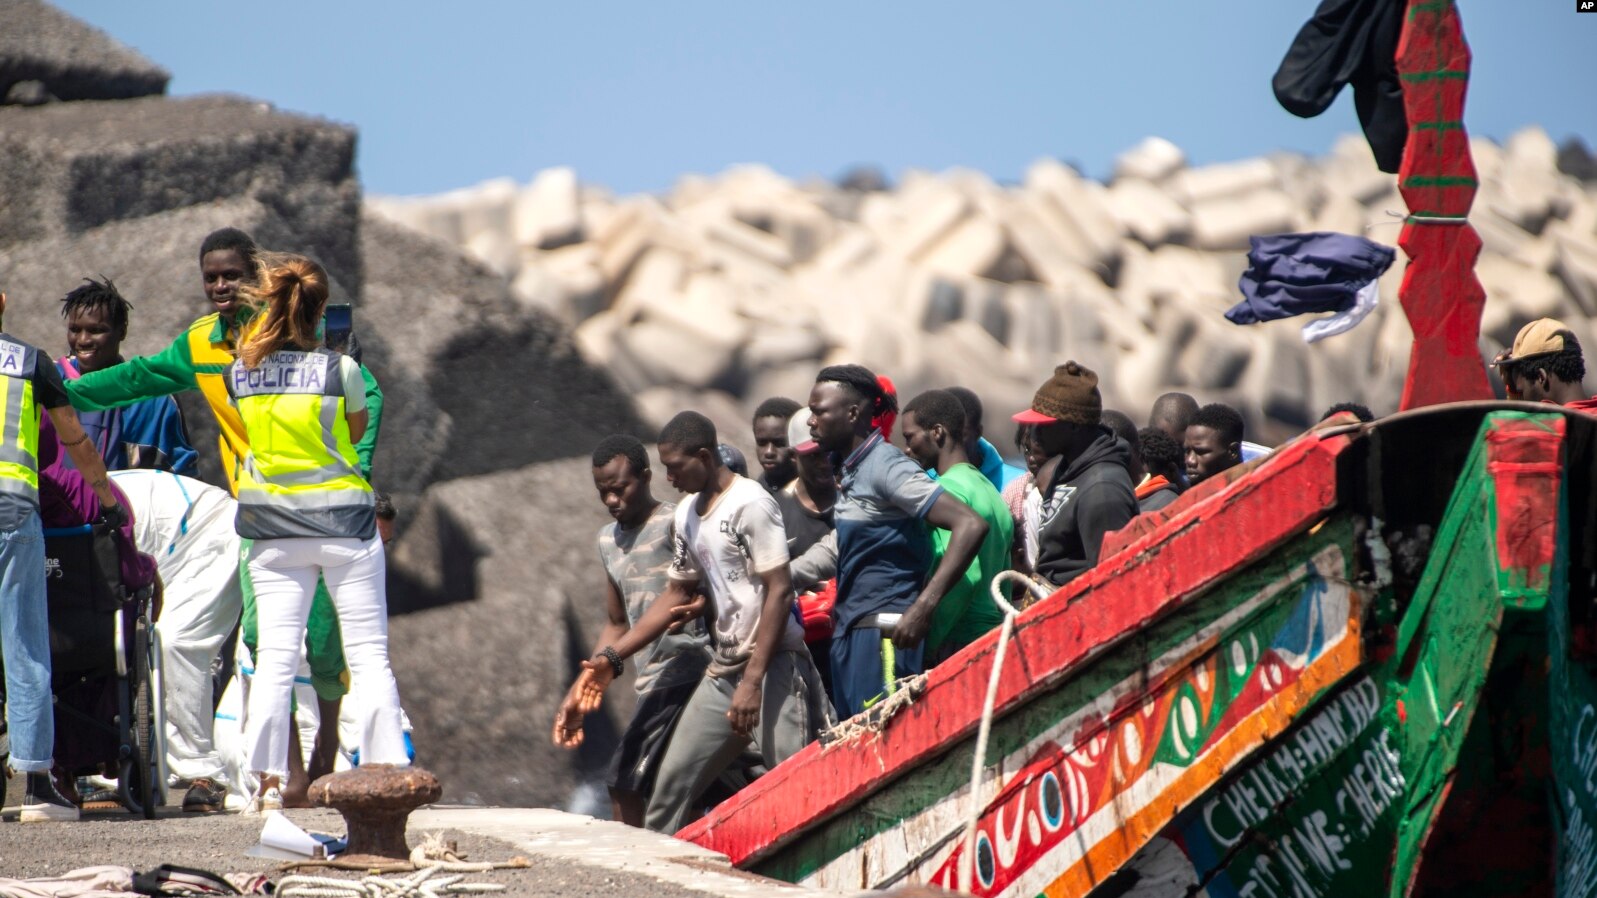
[185,314,250,495]
[226,347,373,540]
[0,337,41,502]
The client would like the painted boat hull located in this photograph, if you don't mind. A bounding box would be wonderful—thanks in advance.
[681,407,1596,898]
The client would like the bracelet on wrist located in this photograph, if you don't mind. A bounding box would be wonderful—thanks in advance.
[600,646,624,678]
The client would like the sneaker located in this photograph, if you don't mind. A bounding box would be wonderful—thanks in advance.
[79,786,125,812]
[20,772,80,822]
[242,786,283,817]
[183,778,227,814]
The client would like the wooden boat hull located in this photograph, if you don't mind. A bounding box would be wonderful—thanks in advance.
[765,528,1364,895]
[681,407,1594,898]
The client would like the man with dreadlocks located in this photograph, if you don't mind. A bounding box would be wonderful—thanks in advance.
[53,277,198,475]
[808,364,989,718]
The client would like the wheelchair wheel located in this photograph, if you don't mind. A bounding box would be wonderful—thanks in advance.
[119,614,159,819]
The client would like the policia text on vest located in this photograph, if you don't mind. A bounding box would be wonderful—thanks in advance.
[225,349,374,542]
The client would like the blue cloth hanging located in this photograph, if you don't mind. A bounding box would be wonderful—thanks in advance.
[1225,232,1395,326]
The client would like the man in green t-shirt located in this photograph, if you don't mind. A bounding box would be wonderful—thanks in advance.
[900,389,1014,663]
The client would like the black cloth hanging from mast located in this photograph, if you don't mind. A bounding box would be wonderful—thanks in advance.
[1273,0,1407,173]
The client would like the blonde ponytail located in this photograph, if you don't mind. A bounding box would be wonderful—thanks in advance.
[239,253,330,369]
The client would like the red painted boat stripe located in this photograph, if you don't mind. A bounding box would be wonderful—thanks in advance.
[679,431,1353,866]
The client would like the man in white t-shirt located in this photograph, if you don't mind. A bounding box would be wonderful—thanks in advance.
[576,411,826,834]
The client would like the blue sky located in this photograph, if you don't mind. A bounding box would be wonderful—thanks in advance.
[61,2,1593,198]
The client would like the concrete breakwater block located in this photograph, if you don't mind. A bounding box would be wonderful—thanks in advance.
[374,125,1597,444]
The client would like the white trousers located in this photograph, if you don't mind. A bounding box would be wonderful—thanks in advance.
[155,528,244,784]
[243,536,407,778]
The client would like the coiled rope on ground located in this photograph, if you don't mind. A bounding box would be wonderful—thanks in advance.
[276,867,505,898]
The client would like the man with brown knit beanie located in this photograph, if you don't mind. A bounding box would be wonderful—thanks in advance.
[1012,362,1138,589]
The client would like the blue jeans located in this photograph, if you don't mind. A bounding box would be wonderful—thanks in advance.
[0,509,52,772]
[830,625,925,719]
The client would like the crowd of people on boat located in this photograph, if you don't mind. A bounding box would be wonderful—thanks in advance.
[1,223,1593,835]
[552,313,1597,834]
[551,360,1385,830]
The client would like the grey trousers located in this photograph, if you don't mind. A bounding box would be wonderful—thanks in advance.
[644,650,821,833]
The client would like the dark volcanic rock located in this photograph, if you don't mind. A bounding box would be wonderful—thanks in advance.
[0,95,362,295]
[385,457,636,808]
[0,0,169,103]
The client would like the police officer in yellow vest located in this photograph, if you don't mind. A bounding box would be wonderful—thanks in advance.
[223,254,407,812]
[65,228,374,812]
[0,287,129,822]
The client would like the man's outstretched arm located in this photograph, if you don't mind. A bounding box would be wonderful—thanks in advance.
[68,334,200,411]
[577,578,701,711]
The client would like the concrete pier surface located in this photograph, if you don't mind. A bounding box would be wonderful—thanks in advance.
[0,805,865,898]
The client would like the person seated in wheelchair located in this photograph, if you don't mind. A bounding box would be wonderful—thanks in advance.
[36,416,157,813]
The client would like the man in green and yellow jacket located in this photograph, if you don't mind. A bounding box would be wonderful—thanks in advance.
[66,228,380,810]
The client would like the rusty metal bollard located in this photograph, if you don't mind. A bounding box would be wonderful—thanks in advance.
[310,764,442,863]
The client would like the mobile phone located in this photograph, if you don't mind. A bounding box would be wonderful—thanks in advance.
[323,303,353,352]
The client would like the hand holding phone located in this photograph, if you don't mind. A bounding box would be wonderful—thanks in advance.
[323,303,353,352]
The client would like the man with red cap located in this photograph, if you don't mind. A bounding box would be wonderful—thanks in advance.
[1013,362,1138,589]
[1494,318,1597,414]
[809,364,987,718]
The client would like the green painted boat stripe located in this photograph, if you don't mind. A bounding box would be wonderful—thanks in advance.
[1406,0,1448,18]
[1414,121,1464,132]
[756,520,1356,884]
[1400,71,1467,83]
[1402,176,1479,188]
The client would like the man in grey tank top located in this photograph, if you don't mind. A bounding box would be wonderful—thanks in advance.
[553,434,709,826]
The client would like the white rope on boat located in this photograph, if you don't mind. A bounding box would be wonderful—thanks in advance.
[960,569,1053,894]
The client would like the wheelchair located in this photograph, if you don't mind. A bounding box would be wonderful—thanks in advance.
[41,522,166,818]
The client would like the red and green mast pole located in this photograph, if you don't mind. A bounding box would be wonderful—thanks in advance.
[1395,0,1492,409]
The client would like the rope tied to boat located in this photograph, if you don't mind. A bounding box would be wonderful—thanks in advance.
[960,570,1053,894]
[820,673,928,749]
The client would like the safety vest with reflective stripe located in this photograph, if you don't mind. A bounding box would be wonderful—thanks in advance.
[225,348,374,540]
[0,338,42,504]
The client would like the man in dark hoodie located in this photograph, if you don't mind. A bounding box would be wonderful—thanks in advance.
[1012,363,1138,589]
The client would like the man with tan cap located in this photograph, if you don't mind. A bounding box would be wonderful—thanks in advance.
[1495,318,1597,413]
[1013,362,1138,589]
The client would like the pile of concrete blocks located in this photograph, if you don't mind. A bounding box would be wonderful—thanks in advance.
[372,128,1597,445]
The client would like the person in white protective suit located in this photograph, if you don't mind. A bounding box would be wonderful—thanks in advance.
[109,469,242,813]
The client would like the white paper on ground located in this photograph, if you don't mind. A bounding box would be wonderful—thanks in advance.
[247,812,345,860]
